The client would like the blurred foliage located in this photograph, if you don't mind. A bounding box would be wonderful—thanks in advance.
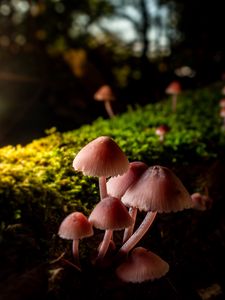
[0,82,224,239]
[0,0,224,101]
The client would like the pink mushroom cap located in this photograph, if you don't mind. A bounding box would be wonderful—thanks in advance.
[122,165,192,213]
[155,125,170,136]
[165,81,182,95]
[58,212,93,240]
[94,85,115,102]
[73,136,129,177]
[89,196,133,230]
[107,161,148,199]
[220,107,225,117]
[219,98,225,108]
[116,247,169,283]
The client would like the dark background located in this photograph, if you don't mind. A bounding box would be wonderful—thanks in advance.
[0,0,224,146]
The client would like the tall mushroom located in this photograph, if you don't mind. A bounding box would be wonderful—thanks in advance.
[116,247,169,283]
[94,85,116,118]
[73,136,129,200]
[58,212,93,267]
[89,196,133,261]
[118,165,193,256]
[165,81,182,112]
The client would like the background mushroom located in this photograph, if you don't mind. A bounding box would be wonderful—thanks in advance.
[94,85,116,118]
[165,81,182,112]
[219,107,225,130]
[191,192,213,211]
[155,125,170,142]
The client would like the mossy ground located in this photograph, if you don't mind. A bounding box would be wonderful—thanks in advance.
[0,82,225,299]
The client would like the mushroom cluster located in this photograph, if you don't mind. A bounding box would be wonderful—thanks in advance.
[58,136,194,283]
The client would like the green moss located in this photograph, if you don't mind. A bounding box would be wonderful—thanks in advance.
[0,83,224,234]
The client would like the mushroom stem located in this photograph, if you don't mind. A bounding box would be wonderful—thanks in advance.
[123,207,138,243]
[104,101,115,118]
[99,176,107,200]
[72,239,80,267]
[172,94,177,112]
[97,229,113,260]
[118,211,157,256]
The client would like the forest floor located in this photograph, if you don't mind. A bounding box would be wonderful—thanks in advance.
[0,160,225,300]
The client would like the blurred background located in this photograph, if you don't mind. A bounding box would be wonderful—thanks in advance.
[0,0,224,146]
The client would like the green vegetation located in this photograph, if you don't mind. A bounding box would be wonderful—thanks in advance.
[0,83,224,237]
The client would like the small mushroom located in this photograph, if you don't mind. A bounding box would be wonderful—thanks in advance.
[58,212,93,267]
[191,192,213,211]
[165,81,182,112]
[89,196,133,261]
[155,125,170,142]
[219,98,225,108]
[116,247,169,283]
[73,136,129,200]
[94,85,116,118]
[219,107,225,130]
[118,165,192,256]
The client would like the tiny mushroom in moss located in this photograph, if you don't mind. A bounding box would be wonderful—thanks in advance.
[73,136,129,200]
[89,196,133,261]
[155,125,170,142]
[58,212,93,267]
[165,80,182,112]
[107,161,148,242]
[116,247,169,283]
[118,165,192,256]
[94,85,116,118]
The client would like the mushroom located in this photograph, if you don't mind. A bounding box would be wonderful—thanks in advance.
[107,161,148,242]
[58,212,93,267]
[118,165,192,256]
[116,247,169,283]
[219,98,225,108]
[155,125,170,142]
[89,196,133,261]
[165,81,182,112]
[94,85,116,118]
[73,136,129,200]
[219,107,225,130]
[191,192,213,211]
